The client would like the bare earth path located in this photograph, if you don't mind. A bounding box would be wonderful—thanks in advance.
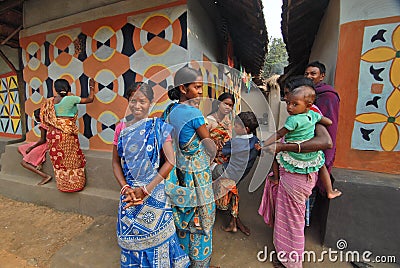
[0,195,93,268]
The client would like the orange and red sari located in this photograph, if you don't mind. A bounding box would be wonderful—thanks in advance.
[40,98,86,192]
[214,178,239,217]
[208,115,232,165]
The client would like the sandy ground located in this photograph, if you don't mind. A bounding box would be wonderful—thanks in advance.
[0,195,94,268]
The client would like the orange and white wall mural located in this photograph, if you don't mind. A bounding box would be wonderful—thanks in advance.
[21,5,188,151]
[20,3,244,151]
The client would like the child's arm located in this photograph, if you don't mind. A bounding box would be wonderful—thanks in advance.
[221,139,232,156]
[262,127,290,147]
[319,116,332,126]
[264,124,333,154]
[26,127,47,154]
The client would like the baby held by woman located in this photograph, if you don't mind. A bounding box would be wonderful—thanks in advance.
[259,83,341,199]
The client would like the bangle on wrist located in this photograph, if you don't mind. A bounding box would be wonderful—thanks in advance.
[296,142,301,153]
[120,184,131,195]
[140,185,150,196]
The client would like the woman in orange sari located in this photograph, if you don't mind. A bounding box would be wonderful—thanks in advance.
[206,93,235,164]
[40,78,95,192]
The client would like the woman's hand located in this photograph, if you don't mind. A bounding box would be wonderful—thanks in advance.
[89,78,95,89]
[80,78,95,104]
[132,187,146,200]
[215,139,224,150]
[122,187,148,208]
[122,188,142,208]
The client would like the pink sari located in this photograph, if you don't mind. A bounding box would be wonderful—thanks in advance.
[259,168,318,268]
[258,178,278,227]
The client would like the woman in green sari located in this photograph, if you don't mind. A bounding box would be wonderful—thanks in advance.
[163,66,217,268]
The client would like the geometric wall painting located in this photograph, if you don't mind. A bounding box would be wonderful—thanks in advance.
[352,23,400,151]
[20,5,243,151]
[21,6,189,150]
[0,74,22,137]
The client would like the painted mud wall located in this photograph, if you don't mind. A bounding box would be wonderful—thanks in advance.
[333,0,400,173]
[0,73,21,138]
[0,46,22,138]
[308,0,340,85]
[20,0,244,151]
[21,0,189,150]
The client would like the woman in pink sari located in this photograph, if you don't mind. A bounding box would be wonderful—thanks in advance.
[259,124,332,268]
[18,108,52,185]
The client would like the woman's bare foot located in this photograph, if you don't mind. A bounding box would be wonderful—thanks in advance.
[38,176,52,185]
[327,189,342,199]
[236,217,250,236]
[221,224,237,233]
[221,217,237,233]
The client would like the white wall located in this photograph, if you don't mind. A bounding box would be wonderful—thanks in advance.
[309,0,340,85]
[340,0,400,25]
[0,46,20,73]
[22,0,175,37]
[310,0,400,86]
[187,0,219,62]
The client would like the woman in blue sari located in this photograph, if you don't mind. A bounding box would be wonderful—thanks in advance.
[163,67,217,268]
[112,82,190,268]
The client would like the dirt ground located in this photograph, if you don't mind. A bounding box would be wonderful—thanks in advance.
[0,195,94,268]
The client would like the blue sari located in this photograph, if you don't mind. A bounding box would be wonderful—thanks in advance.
[163,103,216,268]
[116,117,190,268]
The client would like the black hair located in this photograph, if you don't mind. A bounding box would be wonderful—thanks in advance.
[208,92,235,115]
[124,82,154,102]
[235,111,259,136]
[54,79,71,97]
[283,76,316,104]
[167,66,202,101]
[306,61,326,75]
[218,92,235,104]
[33,108,41,122]
[285,76,315,92]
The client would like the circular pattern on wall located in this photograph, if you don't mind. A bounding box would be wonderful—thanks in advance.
[133,15,182,56]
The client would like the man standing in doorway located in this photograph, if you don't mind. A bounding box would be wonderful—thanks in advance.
[304,61,340,238]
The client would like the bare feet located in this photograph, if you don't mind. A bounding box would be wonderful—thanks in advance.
[221,217,237,233]
[38,176,52,185]
[236,217,250,236]
[221,224,237,233]
[327,189,342,199]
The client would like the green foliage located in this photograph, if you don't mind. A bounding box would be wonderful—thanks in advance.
[263,37,288,78]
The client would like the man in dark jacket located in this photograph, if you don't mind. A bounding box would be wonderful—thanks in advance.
[304,61,340,238]
[305,61,340,173]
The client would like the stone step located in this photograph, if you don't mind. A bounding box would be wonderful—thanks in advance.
[1,143,119,191]
[0,173,119,217]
